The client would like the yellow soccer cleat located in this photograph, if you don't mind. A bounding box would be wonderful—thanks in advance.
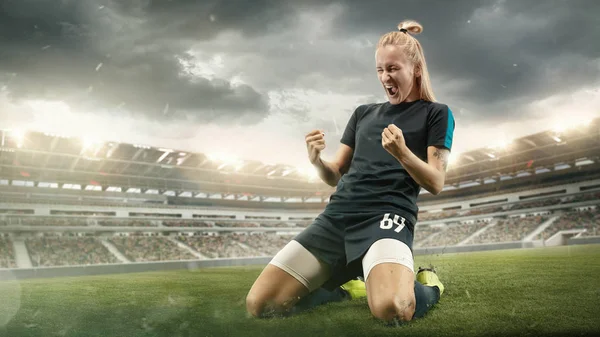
[340,278,367,299]
[416,266,444,296]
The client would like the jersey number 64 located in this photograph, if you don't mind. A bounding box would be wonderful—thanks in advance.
[379,213,406,233]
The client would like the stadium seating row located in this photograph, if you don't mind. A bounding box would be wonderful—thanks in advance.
[2,190,597,229]
[0,207,597,268]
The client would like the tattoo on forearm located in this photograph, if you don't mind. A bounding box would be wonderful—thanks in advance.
[433,148,449,171]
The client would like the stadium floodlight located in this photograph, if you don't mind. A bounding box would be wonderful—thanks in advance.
[552,124,566,134]
[552,116,591,134]
[157,148,174,163]
[206,152,244,170]
[81,136,102,153]
[296,166,319,181]
[281,167,294,177]
[207,152,240,163]
[448,152,460,167]
[494,139,511,151]
[9,129,25,148]
[43,132,70,138]
[106,143,119,158]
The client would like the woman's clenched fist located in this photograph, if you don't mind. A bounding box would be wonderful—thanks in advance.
[305,130,326,164]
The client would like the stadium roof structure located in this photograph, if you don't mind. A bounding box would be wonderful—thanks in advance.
[0,116,599,204]
[444,117,600,186]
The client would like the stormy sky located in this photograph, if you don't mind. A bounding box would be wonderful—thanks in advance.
[1,0,599,169]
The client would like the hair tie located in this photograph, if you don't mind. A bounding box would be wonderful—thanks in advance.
[399,28,408,33]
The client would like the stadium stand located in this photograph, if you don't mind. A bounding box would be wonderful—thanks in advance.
[98,219,157,227]
[467,215,549,244]
[175,233,259,258]
[163,220,213,227]
[421,222,489,247]
[0,236,16,268]
[108,235,196,262]
[14,216,88,226]
[234,233,295,256]
[25,236,119,267]
[1,118,599,269]
[536,208,600,240]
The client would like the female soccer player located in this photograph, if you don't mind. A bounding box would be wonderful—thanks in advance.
[246,19,455,324]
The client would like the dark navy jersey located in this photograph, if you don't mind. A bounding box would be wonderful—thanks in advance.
[324,99,455,224]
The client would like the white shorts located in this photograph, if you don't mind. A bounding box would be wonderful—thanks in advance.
[269,240,332,292]
[361,238,414,281]
[269,238,414,291]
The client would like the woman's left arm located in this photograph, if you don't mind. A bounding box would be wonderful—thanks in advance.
[396,145,449,195]
[382,124,450,195]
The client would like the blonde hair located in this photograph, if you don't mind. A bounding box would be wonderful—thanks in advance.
[377,20,436,102]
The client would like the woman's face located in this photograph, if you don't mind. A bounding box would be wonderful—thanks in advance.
[376,44,420,104]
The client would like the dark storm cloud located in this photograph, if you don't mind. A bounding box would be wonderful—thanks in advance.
[0,0,598,127]
[138,0,331,40]
[0,0,314,124]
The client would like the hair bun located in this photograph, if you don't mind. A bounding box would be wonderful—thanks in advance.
[397,20,423,35]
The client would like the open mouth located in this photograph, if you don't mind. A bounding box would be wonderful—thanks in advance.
[385,85,398,96]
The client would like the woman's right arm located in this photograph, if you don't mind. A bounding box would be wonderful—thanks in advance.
[306,129,354,187]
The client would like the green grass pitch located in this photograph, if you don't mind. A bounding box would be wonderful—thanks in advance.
[1,244,599,337]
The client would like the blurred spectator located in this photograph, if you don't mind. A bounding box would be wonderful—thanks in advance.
[25,236,119,267]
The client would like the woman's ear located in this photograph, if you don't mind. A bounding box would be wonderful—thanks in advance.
[414,64,422,78]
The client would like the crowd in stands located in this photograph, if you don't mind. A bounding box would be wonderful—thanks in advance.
[163,220,213,227]
[2,208,596,268]
[234,233,293,255]
[0,237,16,268]
[536,208,600,240]
[25,236,119,267]
[569,191,600,203]
[413,225,443,247]
[424,222,489,247]
[509,198,562,211]
[2,189,600,268]
[418,210,459,221]
[464,206,505,216]
[214,222,259,228]
[108,236,196,262]
[260,222,294,228]
[468,215,548,244]
[417,190,600,222]
[14,217,88,226]
[176,234,256,258]
[98,219,156,227]
[0,216,312,228]
[295,221,312,227]
[3,188,599,229]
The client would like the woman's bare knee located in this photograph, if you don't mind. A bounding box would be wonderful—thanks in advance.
[366,262,416,323]
[369,292,415,322]
[245,264,309,318]
[369,296,396,322]
[245,290,268,318]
